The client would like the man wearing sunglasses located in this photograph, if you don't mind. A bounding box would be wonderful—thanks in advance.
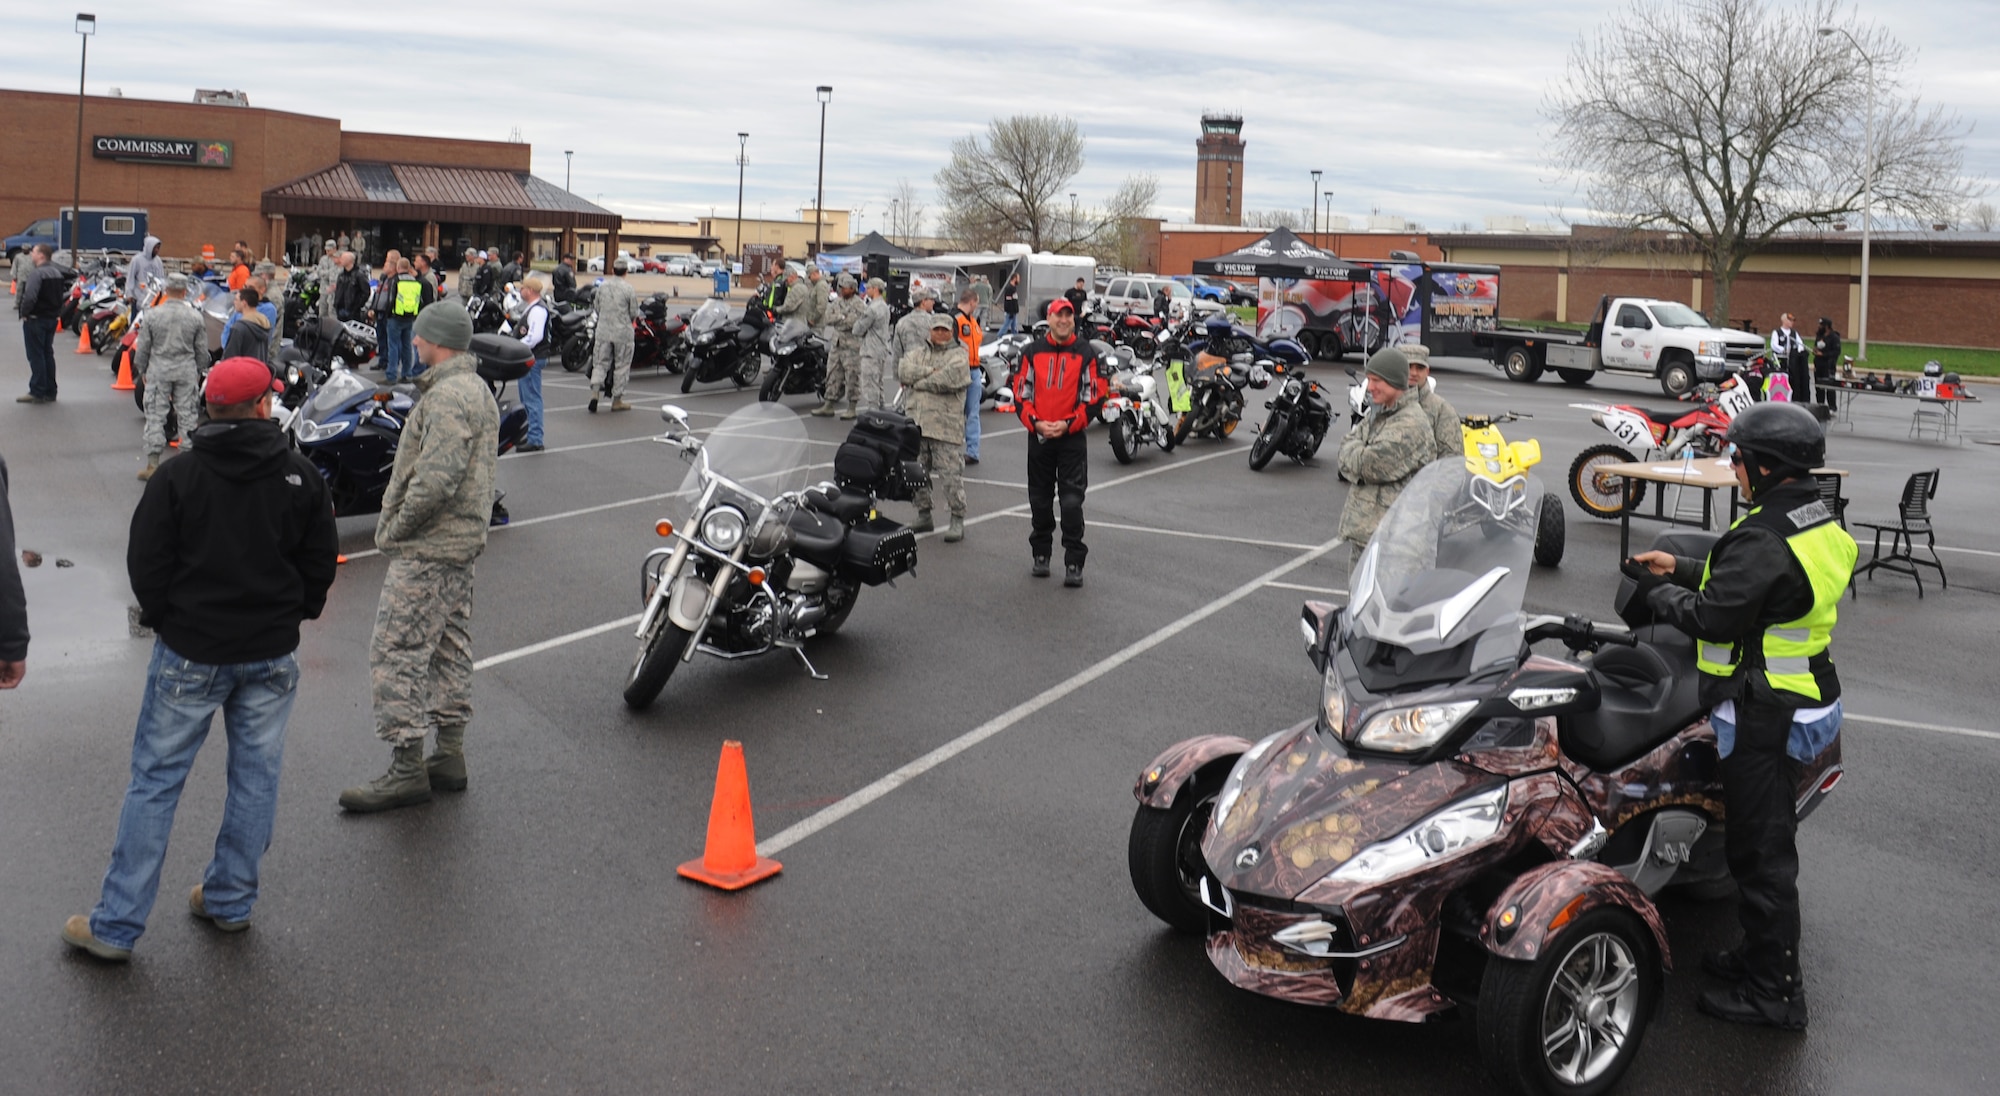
[1621,402,1855,1031]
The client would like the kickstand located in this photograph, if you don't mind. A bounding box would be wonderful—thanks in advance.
[786,644,829,681]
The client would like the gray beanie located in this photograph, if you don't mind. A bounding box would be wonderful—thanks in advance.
[1364,346,1409,389]
[413,299,474,351]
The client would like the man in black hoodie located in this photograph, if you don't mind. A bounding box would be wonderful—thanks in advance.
[0,453,25,688]
[63,358,340,962]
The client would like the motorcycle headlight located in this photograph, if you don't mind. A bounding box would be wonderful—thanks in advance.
[295,418,350,443]
[699,506,747,551]
[1327,784,1507,884]
[1355,700,1478,753]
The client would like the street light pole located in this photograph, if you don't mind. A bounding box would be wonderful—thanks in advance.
[1324,193,1335,247]
[1069,192,1077,248]
[1310,169,1322,248]
[814,86,832,258]
[1820,25,1875,364]
[734,132,748,269]
[890,199,899,247]
[72,13,96,257]
[563,150,573,192]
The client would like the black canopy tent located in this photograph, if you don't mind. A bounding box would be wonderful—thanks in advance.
[1191,226,1374,282]
[824,230,915,259]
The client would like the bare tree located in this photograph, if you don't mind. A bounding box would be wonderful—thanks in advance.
[1087,174,1160,271]
[1243,209,1305,230]
[935,115,1158,257]
[1968,201,1998,233]
[886,179,927,246]
[1547,0,1971,323]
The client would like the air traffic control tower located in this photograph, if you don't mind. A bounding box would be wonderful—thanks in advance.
[1195,114,1245,226]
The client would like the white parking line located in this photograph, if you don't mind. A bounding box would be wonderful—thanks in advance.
[756,533,1350,856]
[474,615,642,671]
[1265,581,1347,596]
[1844,713,2000,742]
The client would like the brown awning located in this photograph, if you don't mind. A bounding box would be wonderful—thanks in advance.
[263,161,619,230]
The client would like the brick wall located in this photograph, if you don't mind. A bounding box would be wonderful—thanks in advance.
[340,132,529,172]
[1866,277,2000,347]
[1501,266,1559,321]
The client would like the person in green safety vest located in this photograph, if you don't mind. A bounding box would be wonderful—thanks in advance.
[1622,402,1855,1032]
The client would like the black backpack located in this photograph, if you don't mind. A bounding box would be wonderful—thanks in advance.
[834,409,927,501]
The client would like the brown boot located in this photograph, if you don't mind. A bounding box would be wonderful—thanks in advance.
[610,399,633,412]
[137,459,159,482]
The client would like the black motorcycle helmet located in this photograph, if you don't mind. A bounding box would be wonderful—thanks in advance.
[1726,402,1823,494]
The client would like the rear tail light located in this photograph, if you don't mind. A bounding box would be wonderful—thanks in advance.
[1818,770,1843,794]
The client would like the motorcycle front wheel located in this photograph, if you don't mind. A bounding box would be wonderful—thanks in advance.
[1127,769,1225,935]
[758,365,784,403]
[623,616,694,710]
[679,366,697,394]
[732,354,761,388]
[1568,443,1643,519]
[1109,416,1139,464]
[1171,410,1195,447]
[1249,412,1288,470]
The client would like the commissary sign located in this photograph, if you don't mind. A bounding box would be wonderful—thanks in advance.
[92,135,233,168]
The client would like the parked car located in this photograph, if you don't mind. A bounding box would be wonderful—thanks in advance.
[1174,274,1256,306]
[695,259,724,277]
[1094,265,1129,290]
[664,255,698,276]
[5,217,59,259]
[1093,275,1225,322]
[587,250,641,274]
[641,256,669,273]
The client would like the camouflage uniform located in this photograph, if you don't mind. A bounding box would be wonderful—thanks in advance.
[896,334,972,519]
[853,294,895,412]
[823,289,863,408]
[590,275,640,401]
[803,274,828,327]
[774,276,811,323]
[894,305,938,363]
[313,252,340,321]
[135,298,210,459]
[1335,386,1434,550]
[1415,386,1463,463]
[369,351,500,746]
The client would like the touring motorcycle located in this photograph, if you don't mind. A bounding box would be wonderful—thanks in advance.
[1099,344,1180,463]
[287,333,529,518]
[623,402,920,709]
[757,316,829,402]
[679,298,764,393]
[1127,460,1841,1096]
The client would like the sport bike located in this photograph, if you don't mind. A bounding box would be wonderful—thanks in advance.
[679,298,764,393]
[758,317,829,402]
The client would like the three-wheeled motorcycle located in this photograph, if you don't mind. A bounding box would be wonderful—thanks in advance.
[1127,459,1842,1096]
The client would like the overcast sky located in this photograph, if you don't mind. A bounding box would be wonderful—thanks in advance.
[4,0,1993,235]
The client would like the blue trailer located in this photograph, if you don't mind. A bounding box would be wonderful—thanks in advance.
[58,207,149,256]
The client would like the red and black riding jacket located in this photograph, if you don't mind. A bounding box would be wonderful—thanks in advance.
[1012,333,1103,434]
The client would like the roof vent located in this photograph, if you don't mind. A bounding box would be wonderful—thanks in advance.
[192,89,249,107]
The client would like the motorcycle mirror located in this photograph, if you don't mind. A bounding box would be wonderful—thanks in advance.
[1300,600,1339,673]
[660,404,691,429]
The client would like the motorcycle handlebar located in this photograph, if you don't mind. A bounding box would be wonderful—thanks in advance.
[1523,613,1638,649]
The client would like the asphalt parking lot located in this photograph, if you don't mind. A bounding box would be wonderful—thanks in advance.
[2,327,1997,1094]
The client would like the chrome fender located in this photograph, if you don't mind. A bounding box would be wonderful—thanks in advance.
[1481,860,1672,971]
[1134,734,1254,810]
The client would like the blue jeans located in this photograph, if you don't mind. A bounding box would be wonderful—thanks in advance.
[89,641,300,949]
[520,355,546,445]
[963,365,983,460]
[21,315,58,398]
[383,315,415,381]
[1000,313,1018,334]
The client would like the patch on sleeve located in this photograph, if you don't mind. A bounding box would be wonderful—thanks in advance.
[1786,500,1832,528]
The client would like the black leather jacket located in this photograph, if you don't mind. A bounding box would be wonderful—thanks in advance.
[551,262,577,303]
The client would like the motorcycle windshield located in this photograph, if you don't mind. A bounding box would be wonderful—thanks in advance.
[774,317,809,345]
[305,368,374,421]
[675,402,815,515]
[688,298,731,336]
[1347,460,1539,656]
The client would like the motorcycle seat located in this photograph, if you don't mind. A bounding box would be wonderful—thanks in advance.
[786,506,847,566]
[1559,641,1705,771]
[1638,407,1685,426]
[804,486,871,524]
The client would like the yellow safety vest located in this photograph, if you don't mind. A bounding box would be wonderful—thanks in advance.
[393,276,423,317]
[1696,501,1857,703]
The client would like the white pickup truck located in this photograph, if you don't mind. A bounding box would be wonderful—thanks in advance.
[1472,294,1766,397]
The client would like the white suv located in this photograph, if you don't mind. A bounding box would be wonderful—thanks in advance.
[1092,276,1223,322]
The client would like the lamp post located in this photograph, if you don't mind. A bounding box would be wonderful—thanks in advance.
[1324,193,1335,246]
[733,132,748,268]
[813,86,832,258]
[72,13,95,257]
[1819,25,1875,364]
[563,150,573,192]
[890,199,899,247]
[1069,192,1078,246]
[1310,169,1322,248]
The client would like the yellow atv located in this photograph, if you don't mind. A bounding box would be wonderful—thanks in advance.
[1462,412,1565,567]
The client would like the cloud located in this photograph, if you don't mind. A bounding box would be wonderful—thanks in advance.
[4,0,1991,234]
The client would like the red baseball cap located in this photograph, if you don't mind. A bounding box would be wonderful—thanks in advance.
[1047,298,1074,316]
[205,357,284,404]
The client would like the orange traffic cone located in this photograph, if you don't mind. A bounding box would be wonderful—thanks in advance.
[111,348,135,391]
[76,325,92,353]
[677,740,782,891]
[336,554,349,565]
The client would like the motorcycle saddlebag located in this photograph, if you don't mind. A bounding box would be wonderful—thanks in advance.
[837,515,918,586]
[833,410,923,489]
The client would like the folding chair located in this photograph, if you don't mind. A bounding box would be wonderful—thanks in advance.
[1812,473,1848,529]
[1852,469,1946,598]
[1909,404,1949,442]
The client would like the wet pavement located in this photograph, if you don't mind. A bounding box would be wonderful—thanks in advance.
[2,327,1997,1094]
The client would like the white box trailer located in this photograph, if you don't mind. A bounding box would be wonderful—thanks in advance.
[887,246,1094,325]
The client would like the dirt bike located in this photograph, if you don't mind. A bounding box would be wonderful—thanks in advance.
[1567,375,1754,519]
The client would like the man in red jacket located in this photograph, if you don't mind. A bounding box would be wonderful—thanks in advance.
[1011,298,1102,587]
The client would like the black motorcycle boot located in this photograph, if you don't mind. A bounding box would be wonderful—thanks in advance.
[587,396,599,413]
[338,741,433,813]
[1064,565,1084,588]
[1031,557,1051,578]
[1697,983,1808,1030]
[1702,947,1750,981]
[427,723,468,792]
